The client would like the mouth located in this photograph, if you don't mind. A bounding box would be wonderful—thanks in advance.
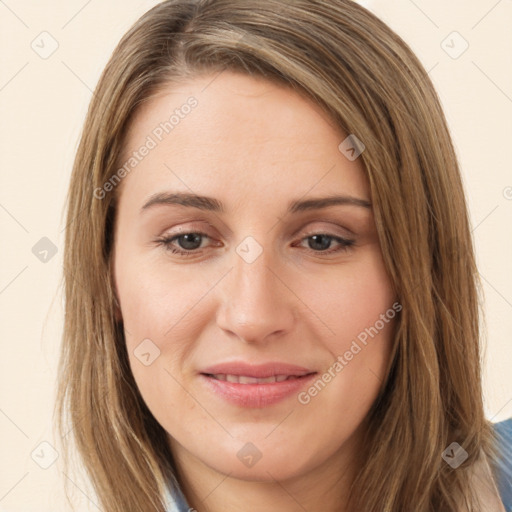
[203,373,314,384]
[198,364,318,407]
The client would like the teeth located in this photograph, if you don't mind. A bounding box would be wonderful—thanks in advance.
[238,376,261,384]
[210,374,300,384]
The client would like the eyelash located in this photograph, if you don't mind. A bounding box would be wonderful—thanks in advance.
[154,231,356,258]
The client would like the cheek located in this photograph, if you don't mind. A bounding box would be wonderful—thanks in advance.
[114,254,219,401]
[298,250,397,410]
[117,278,202,425]
[311,250,396,351]
[117,253,213,343]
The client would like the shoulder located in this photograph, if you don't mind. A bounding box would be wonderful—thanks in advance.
[493,418,512,512]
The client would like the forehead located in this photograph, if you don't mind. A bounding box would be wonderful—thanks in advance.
[116,71,369,211]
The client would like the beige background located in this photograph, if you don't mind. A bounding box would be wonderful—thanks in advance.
[0,0,511,510]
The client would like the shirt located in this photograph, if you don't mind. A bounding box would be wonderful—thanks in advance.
[495,417,512,512]
[164,418,512,511]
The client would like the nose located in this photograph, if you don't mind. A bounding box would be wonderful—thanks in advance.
[216,247,296,345]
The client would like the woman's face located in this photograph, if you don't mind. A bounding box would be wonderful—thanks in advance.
[112,71,398,482]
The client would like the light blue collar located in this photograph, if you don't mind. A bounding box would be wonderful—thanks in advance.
[164,480,191,512]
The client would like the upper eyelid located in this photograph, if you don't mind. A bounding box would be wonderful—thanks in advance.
[162,228,354,241]
[161,218,356,237]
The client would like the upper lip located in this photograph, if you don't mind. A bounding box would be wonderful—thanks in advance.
[200,361,316,378]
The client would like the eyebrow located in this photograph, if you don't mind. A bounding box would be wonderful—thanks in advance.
[140,192,372,215]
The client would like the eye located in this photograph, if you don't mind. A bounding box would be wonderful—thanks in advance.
[155,231,355,257]
[155,232,211,257]
[296,233,355,255]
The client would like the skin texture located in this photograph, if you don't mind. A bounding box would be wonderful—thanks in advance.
[112,71,398,511]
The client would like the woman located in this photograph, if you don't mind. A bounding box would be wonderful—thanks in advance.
[56,0,511,510]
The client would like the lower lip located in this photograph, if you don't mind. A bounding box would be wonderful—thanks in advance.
[199,373,317,408]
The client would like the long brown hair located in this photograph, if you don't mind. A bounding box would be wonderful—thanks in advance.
[57,1,504,510]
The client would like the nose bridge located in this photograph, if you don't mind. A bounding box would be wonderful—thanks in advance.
[216,242,295,343]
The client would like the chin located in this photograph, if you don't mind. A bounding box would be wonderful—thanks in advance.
[196,435,318,482]
[211,455,310,482]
